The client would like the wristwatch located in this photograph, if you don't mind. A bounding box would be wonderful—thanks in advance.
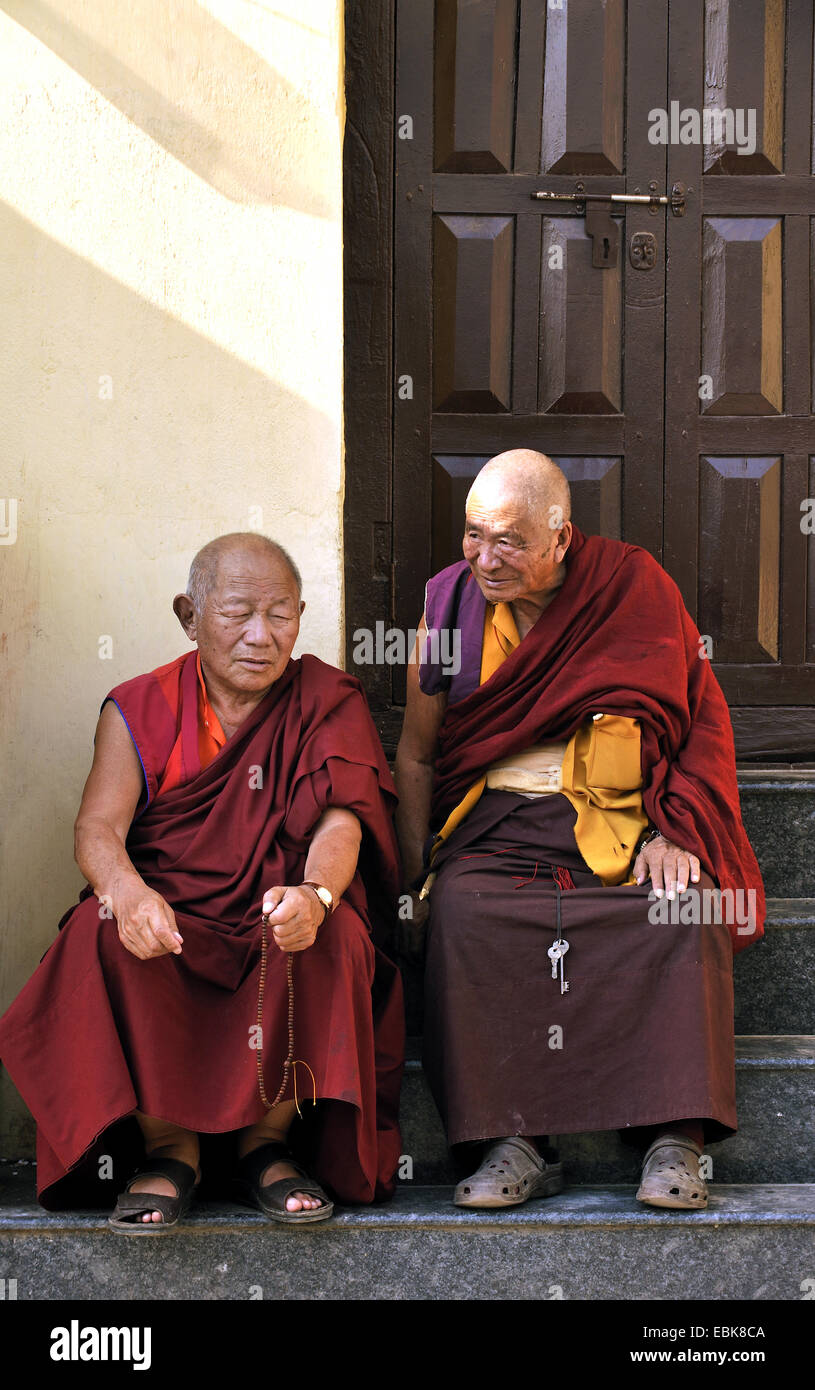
[301,881,334,920]
[636,827,663,856]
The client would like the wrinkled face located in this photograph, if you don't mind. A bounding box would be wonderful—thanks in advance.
[462,485,568,604]
[181,550,304,694]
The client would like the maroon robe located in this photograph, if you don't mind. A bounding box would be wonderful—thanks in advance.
[0,652,405,1207]
[422,529,765,954]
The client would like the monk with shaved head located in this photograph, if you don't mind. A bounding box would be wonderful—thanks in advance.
[395,450,764,1211]
[0,532,404,1229]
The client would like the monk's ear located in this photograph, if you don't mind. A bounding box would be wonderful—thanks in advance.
[555,521,573,561]
[173,593,198,640]
[298,600,306,617]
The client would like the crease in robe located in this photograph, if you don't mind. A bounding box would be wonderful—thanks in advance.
[417,529,763,1147]
[421,597,649,889]
[0,651,405,1208]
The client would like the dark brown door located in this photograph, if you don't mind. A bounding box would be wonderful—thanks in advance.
[378,0,815,755]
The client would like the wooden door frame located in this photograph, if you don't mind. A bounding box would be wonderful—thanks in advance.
[343,0,397,754]
[342,0,815,760]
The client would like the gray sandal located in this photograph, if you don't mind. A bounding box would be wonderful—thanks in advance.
[454,1136,564,1209]
[636,1133,708,1209]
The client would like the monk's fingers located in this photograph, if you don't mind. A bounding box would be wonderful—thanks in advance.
[117,925,151,960]
[261,886,286,917]
[632,849,648,885]
[672,852,694,895]
[272,923,316,952]
[688,853,702,884]
[139,907,183,955]
[118,920,164,960]
[654,847,683,898]
[118,907,174,958]
[264,891,300,925]
[132,923,173,957]
[647,848,666,897]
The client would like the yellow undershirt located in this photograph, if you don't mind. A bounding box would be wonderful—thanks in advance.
[422,601,648,890]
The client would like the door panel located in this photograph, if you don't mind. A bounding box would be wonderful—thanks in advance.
[663,0,815,718]
[383,0,815,751]
[394,0,669,675]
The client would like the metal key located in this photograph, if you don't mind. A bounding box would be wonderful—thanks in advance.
[549,938,570,992]
[559,942,570,994]
[548,941,564,979]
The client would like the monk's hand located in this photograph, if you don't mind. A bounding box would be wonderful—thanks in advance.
[111,880,184,959]
[634,834,701,900]
[262,885,325,952]
[393,891,430,964]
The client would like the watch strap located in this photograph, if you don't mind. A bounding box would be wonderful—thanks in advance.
[302,881,333,918]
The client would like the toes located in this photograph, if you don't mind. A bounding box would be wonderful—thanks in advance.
[285,1192,322,1211]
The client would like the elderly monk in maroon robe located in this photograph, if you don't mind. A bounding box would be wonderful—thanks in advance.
[0,533,403,1230]
[395,451,764,1212]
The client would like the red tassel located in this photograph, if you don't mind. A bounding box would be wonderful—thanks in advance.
[552,865,576,891]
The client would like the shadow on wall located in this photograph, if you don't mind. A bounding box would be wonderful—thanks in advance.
[2,0,338,213]
[0,198,335,998]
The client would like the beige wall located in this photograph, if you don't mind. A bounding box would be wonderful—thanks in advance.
[0,1,346,1150]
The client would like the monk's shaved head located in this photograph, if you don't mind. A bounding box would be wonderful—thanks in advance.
[466,450,571,531]
[186,533,302,613]
[462,449,572,610]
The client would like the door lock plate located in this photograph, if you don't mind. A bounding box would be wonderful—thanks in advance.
[629,231,657,269]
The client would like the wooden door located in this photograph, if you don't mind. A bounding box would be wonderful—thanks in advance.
[344,0,815,757]
[663,0,815,754]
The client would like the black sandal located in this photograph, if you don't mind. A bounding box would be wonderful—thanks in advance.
[108,1156,200,1236]
[231,1141,334,1224]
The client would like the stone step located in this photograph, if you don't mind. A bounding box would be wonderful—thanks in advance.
[0,1167,812,1300]
[399,1035,815,1185]
[734,900,815,1033]
[737,769,815,897]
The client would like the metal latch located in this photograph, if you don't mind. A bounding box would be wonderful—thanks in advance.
[531,182,686,268]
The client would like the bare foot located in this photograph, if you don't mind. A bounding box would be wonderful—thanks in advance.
[238,1133,323,1212]
[123,1142,201,1225]
[256,1158,324,1213]
[238,1106,324,1213]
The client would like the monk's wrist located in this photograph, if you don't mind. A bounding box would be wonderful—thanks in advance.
[300,882,331,923]
[636,827,664,856]
[102,868,148,915]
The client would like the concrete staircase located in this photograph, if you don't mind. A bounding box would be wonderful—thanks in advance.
[1,769,813,1299]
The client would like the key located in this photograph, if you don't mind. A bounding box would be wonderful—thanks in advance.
[557,938,571,994]
[548,942,563,979]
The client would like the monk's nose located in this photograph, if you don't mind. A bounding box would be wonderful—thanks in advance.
[476,546,504,573]
[243,615,275,645]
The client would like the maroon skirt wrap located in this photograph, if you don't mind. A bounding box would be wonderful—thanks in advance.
[422,790,737,1148]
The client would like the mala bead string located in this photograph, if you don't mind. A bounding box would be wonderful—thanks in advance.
[257,913,317,1119]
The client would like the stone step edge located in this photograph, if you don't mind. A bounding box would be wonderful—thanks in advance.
[737,768,815,787]
[763,899,815,926]
[2,1185,815,1232]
